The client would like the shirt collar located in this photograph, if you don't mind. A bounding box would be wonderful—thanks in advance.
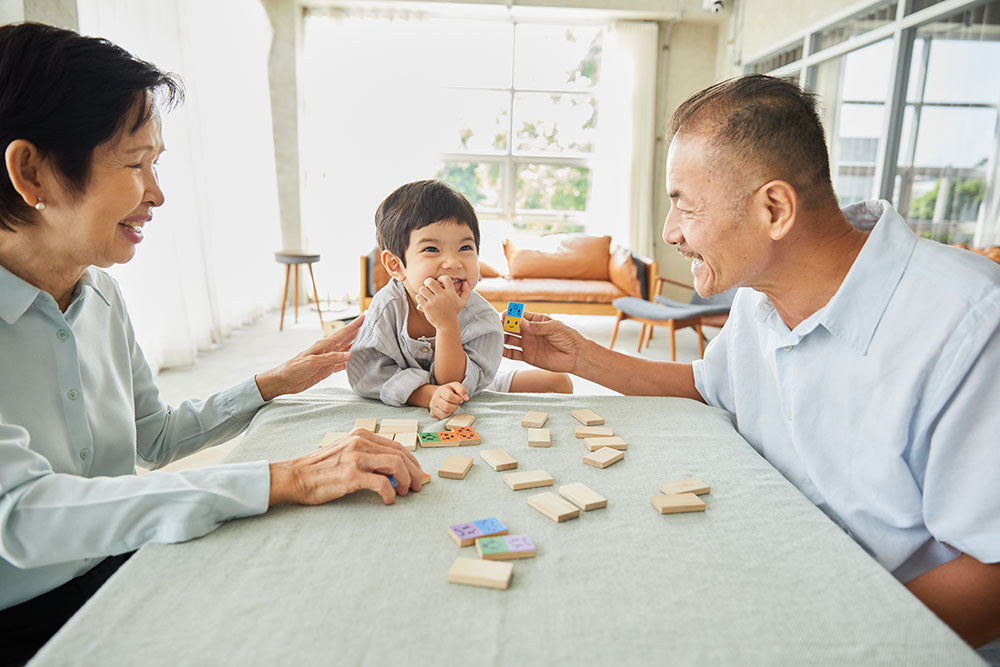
[819,200,915,355]
[0,264,111,324]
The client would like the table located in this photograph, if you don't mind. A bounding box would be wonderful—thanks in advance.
[32,389,983,666]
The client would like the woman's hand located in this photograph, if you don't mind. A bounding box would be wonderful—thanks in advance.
[268,428,424,506]
[429,381,468,419]
[254,316,364,402]
[502,311,582,374]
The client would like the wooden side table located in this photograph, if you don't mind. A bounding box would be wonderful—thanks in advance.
[275,251,324,331]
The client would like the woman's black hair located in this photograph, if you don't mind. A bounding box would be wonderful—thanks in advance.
[0,22,183,231]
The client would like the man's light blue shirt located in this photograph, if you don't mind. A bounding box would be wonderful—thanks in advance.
[694,200,1000,582]
[0,265,270,610]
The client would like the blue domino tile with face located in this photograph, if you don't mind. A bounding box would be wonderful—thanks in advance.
[506,302,524,317]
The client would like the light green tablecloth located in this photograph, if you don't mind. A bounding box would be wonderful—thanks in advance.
[32,389,982,666]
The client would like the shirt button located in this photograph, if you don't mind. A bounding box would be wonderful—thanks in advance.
[783,345,793,352]
[67,389,79,400]
[80,449,89,460]
[57,329,69,341]
[421,346,431,354]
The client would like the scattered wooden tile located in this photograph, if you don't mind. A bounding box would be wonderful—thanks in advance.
[584,435,627,451]
[651,493,706,514]
[575,425,613,439]
[583,447,624,469]
[503,469,554,491]
[420,472,432,485]
[393,431,418,451]
[353,418,377,431]
[446,414,476,429]
[448,557,513,589]
[448,517,508,547]
[319,431,349,447]
[521,411,548,428]
[558,482,607,511]
[475,534,536,560]
[379,418,419,432]
[527,491,580,522]
[659,478,710,496]
[527,428,551,447]
[481,448,518,471]
[570,408,604,426]
[438,455,473,480]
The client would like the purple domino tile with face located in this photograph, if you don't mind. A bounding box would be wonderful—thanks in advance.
[448,517,508,546]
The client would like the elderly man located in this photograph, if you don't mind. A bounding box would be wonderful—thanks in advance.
[504,75,1000,657]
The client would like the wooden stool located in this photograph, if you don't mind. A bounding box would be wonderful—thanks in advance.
[276,251,324,331]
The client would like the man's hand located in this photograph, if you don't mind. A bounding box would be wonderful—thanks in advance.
[254,316,364,402]
[429,381,468,419]
[502,311,582,374]
[415,276,464,330]
[268,428,424,506]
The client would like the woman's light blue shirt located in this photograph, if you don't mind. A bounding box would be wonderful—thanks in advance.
[0,265,269,610]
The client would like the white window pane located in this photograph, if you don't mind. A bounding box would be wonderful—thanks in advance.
[840,39,892,101]
[433,20,513,89]
[914,107,996,168]
[922,40,1000,104]
[516,164,590,212]
[436,161,503,211]
[513,24,602,91]
[513,93,597,155]
[435,90,509,154]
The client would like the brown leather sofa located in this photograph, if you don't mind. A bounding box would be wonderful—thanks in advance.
[360,234,657,315]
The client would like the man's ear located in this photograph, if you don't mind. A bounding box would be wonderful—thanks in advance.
[4,139,45,208]
[756,180,797,241]
[381,249,406,281]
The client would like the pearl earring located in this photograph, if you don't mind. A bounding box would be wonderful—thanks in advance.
[34,197,46,211]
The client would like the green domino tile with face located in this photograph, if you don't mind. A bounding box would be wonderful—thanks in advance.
[419,432,441,443]
[476,537,510,555]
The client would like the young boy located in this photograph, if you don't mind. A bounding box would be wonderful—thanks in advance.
[347,180,571,418]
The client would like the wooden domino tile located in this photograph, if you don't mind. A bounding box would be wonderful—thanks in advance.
[379,418,419,432]
[448,517,509,546]
[570,408,604,426]
[476,534,536,560]
[481,448,518,471]
[448,557,513,590]
[584,436,627,451]
[319,431,348,447]
[651,492,706,514]
[575,425,613,439]
[420,472,432,485]
[502,315,521,333]
[527,491,580,523]
[503,469,554,491]
[446,413,476,429]
[558,482,607,511]
[520,411,548,428]
[659,478,711,496]
[583,447,624,469]
[393,432,418,451]
[353,418,377,431]
[527,428,550,447]
[452,427,481,446]
[438,455,473,480]
[418,432,445,447]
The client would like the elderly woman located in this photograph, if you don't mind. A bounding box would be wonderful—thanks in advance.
[0,23,424,664]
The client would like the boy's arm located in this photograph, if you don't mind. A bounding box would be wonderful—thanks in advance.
[906,553,1000,648]
[431,319,466,385]
[407,382,468,419]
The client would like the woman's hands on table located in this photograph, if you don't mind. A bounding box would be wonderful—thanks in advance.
[254,316,364,402]
[268,428,424,506]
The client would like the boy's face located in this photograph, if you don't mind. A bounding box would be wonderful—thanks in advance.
[384,219,480,308]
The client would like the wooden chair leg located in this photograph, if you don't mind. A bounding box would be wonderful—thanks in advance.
[637,324,648,352]
[696,322,705,358]
[609,311,625,349]
[279,263,291,331]
[293,264,300,324]
[307,263,324,328]
[669,320,677,361]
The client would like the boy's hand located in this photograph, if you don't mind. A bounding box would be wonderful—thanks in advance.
[415,276,465,330]
[429,381,468,419]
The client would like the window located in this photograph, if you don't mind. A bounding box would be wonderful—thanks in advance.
[745,0,1000,246]
[434,23,603,233]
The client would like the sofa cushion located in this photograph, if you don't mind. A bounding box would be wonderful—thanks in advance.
[607,245,642,298]
[476,277,626,304]
[503,234,611,280]
[479,260,502,278]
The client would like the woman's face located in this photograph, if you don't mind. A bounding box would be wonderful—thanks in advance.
[45,113,165,270]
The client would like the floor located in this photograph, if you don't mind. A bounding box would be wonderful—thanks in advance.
[153,305,714,472]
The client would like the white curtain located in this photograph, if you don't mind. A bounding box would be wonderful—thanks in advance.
[300,10,443,302]
[76,0,281,373]
[588,21,659,258]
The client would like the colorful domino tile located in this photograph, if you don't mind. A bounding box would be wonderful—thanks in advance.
[451,427,481,446]
[448,517,509,547]
[418,431,441,444]
[476,535,537,561]
[503,302,524,333]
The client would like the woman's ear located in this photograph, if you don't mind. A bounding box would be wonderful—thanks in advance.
[381,249,406,281]
[4,139,45,208]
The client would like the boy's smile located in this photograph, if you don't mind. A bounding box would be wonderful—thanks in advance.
[392,219,480,307]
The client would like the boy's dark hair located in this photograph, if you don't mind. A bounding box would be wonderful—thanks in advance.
[374,180,480,264]
[0,22,183,231]
[669,74,837,210]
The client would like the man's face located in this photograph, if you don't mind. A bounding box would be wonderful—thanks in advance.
[662,133,768,297]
